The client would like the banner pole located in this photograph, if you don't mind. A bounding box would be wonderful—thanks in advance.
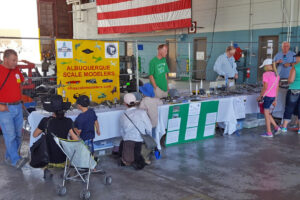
[188,42,192,95]
[135,41,139,92]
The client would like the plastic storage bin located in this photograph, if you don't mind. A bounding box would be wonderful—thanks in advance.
[257,118,266,126]
[243,118,259,129]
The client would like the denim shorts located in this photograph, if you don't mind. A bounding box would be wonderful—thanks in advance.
[263,97,275,109]
[84,139,94,154]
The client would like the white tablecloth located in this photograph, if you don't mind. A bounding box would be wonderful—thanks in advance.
[28,108,125,147]
[154,90,286,149]
[154,96,252,149]
[29,90,287,150]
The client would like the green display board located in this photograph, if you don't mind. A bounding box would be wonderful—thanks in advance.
[165,101,219,147]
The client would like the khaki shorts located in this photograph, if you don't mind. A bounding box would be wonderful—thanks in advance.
[154,87,168,98]
[141,144,152,163]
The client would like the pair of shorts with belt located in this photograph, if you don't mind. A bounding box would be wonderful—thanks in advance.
[263,96,275,109]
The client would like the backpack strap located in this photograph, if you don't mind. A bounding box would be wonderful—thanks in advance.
[45,117,53,135]
[0,69,12,91]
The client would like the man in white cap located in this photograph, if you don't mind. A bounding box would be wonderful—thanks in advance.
[119,93,152,169]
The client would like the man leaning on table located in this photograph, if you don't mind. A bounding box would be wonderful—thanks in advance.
[0,49,28,169]
[149,44,169,98]
[213,46,238,81]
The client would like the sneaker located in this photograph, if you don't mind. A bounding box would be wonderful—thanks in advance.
[261,133,273,138]
[154,150,161,160]
[144,160,151,165]
[281,127,288,133]
[15,157,29,169]
[274,127,282,136]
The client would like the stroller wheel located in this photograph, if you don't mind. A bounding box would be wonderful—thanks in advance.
[80,189,91,200]
[104,176,112,185]
[57,186,67,196]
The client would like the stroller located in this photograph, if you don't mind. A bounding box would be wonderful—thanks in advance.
[52,134,112,200]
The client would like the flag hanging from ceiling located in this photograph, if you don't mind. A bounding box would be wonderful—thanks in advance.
[96,0,192,34]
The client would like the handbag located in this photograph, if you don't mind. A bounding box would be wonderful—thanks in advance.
[29,118,52,168]
[258,101,264,114]
[258,75,279,114]
[124,113,157,150]
[0,70,12,112]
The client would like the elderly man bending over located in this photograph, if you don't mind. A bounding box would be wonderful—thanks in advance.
[213,46,238,81]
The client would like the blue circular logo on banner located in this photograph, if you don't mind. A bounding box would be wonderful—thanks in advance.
[106,44,117,56]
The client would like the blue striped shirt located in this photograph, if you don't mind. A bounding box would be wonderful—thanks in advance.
[213,53,238,78]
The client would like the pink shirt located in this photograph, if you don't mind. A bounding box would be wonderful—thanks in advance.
[262,71,279,97]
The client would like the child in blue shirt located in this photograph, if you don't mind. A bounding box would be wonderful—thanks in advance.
[74,95,100,154]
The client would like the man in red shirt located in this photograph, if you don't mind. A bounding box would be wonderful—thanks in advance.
[0,49,28,169]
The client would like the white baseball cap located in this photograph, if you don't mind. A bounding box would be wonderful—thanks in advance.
[124,93,136,105]
[259,58,273,68]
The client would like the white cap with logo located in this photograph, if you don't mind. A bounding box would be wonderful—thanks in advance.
[259,58,273,68]
[124,93,137,105]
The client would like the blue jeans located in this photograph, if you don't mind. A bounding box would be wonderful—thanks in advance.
[152,127,156,139]
[0,104,23,165]
[84,139,94,154]
[283,90,300,120]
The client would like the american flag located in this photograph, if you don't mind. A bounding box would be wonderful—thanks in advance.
[96,0,192,34]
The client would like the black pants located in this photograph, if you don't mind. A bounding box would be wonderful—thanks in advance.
[283,90,300,120]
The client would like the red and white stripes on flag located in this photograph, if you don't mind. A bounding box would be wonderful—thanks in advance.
[96,0,192,34]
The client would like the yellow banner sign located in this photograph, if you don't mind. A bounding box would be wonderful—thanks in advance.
[55,39,120,104]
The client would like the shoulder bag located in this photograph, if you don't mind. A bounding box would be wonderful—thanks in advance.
[29,118,52,168]
[124,113,157,150]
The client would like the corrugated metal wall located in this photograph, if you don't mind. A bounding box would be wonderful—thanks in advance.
[37,0,73,58]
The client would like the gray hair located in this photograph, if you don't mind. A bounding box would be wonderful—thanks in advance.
[226,46,235,52]
[3,49,18,59]
[282,41,290,46]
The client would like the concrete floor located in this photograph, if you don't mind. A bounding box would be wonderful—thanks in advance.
[0,127,300,200]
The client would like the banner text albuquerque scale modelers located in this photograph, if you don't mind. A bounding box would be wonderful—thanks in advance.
[63,65,115,77]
